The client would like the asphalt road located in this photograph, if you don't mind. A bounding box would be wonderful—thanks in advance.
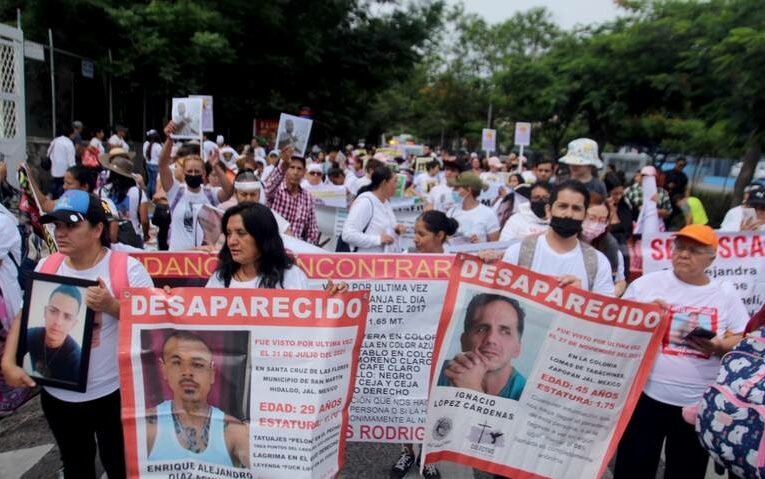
[0,394,726,479]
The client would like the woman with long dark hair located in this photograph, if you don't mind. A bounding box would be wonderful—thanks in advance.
[342,166,406,253]
[99,150,150,247]
[206,202,305,288]
[206,202,345,292]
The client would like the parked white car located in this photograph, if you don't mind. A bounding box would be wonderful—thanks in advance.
[730,160,765,179]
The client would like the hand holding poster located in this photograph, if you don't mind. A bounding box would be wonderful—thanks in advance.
[119,288,368,479]
[276,114,313,158]
[422,255,667,478]
[171,98,204,139]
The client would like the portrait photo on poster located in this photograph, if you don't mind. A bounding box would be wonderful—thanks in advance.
[171,98,203,139]
[15,272,97,392]
[276,113,313,158]
[138,328,252,469]
[436,285,552,401]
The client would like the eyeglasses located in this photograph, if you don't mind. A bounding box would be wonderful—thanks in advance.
[672,240,712,255]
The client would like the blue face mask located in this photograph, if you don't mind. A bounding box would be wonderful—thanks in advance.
[451,190,464,205]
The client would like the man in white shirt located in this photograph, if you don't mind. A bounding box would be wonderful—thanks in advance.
[501,179,615,296]
[107,125,129,151]
[260,150,280,182]
[719,183,765,231]
[613,224,747,479]
[414,160,441,195]
[48,128,77,199]
[202,134,219,162]
[427,157,466,213]
[500,181,551,241]
[88,128,106,155]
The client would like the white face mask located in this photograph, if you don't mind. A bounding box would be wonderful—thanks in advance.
[581,220,607,241]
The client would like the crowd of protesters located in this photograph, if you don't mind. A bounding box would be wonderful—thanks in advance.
[0,118,763,479]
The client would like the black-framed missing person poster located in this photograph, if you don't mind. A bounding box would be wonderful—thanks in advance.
[16,272,97,392]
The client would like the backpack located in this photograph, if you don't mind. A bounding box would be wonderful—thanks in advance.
[336,196,373,252]
[81,145,101,169]
[39,251,130,298]
[517,235,599,291]
[695,328,765,479]
[102,187,144,248]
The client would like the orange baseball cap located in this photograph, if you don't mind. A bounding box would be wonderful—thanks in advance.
[674,224,718,252]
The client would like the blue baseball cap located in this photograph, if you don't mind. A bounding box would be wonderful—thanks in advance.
[40,190,110,225]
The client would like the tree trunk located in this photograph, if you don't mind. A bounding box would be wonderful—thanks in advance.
[731,134,761,206]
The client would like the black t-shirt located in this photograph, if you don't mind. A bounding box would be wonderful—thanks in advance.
[26,327,81,383]
[664,170,688,199]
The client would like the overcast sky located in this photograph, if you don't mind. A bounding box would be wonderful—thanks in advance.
[445,0,623,29]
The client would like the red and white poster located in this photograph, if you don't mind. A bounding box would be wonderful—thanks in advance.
[642,231,765,315]
[422,255,667,478]
[119,288,368,479]
[297,254,452,443]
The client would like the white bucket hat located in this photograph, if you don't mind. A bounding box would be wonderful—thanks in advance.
[558,138,603,168]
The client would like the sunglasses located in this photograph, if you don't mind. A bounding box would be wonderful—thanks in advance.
[308,172,322,176]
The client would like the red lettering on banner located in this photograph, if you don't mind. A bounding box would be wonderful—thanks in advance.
[295,254,453,280]
[358,425,424,441]
[717,235,765,259]
[650,238,669,260]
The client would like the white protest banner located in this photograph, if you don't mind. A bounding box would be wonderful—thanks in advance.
[190,95,214,132]
[446,240,515,254]
[120,288,368,479]
[633,174,661,235]
[514,122,531,147]
[307,184,348,208]
[297,254,452,442]
[482,129,497,152]
[171,98,203,140]
[422,254,667,478]
[277,113,313,158]
[642,231,765,315]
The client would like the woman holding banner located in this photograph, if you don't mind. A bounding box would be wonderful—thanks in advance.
[341,166,406,253]
[206,202,307,288]
[411,210,458,254]
[206,202,345,293]
[391,209,456,478]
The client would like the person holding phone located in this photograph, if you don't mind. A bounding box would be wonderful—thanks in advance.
[613,224,748,479]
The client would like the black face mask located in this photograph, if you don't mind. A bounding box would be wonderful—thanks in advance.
[185,174,203,189]
[549,216,583,238]
[530,200,547,219]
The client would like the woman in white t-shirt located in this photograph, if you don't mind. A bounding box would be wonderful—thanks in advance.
[207,202,307,288]
[447,172,500,244]
[1,190,154,478]
[159,122,235,251]
[341,166,406,253]
[206,202,344,293]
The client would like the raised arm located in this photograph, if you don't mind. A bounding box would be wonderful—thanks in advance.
[159,122,177,193]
